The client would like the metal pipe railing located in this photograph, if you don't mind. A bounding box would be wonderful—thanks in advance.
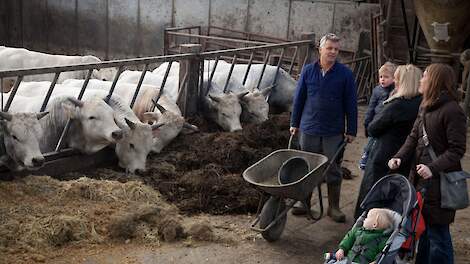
[40,72,61,112]
[130,64,149,109]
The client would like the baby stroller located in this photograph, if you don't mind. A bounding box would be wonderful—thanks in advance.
[327,174,420,264]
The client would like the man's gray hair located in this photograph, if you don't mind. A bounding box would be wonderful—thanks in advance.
[319,33,340,48]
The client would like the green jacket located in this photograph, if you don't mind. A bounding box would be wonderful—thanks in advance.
[338,226,389,263]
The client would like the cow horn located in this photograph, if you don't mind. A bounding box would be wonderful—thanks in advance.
[208,94,221,103]
[155,103,167,114]
[67,97,84,107]
[151,122,165,130]
[36,111,49,120]
[261,85,274,97]
[124,118,137,130]
[238,91,249,99]
[0,112,12,121]
[183,122,199,132]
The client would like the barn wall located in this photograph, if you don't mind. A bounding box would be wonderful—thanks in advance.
[0,0,378,59]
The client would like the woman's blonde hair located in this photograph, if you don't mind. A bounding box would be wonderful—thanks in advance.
[385,64,422,103]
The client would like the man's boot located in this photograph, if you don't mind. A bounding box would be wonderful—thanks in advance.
[327,183,346,223]
[291,193,321,219]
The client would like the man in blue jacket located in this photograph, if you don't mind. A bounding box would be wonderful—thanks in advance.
[290,33,357,223]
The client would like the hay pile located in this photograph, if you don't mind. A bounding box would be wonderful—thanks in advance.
[0,175,196,263]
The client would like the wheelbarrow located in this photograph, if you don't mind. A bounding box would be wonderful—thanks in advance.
[242,135,347,242]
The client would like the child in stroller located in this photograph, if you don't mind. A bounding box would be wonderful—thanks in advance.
[325,174,419,264]
[325,208,395,264]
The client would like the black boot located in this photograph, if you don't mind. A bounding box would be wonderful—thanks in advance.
[327,183,346,223]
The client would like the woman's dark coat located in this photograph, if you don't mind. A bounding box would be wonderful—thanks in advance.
[354,95,422,219]
[394,93,467,225]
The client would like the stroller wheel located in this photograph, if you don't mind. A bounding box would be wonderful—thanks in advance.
[259,196,287,242]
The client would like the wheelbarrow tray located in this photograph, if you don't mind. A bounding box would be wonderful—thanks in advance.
[243,149,328,202]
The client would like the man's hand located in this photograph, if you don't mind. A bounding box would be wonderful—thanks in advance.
[388,158,401,170]
[335,249,345,260]
[344,134,355,143]
[416,164,433,179]
[290,127,299,135]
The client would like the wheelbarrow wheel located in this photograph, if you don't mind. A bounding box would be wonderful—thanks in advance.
[259,196,287,242]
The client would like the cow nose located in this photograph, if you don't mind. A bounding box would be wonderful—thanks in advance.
[111,130,123,140]
[32,157,45,167]
[135,168,146,174]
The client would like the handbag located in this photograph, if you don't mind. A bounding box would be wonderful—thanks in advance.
[422,121,470,210]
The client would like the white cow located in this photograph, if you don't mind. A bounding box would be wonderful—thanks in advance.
[208,63,296,112]
[0,46,117,89]
[0,111,49,171]
[4,94,123,154]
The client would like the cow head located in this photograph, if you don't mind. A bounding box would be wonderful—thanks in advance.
[238,87,271,124]
[142,106,185,153]
[114,117,163,173]
[205,93,242,132]
[62,97,123,154]
[0,112,48,170]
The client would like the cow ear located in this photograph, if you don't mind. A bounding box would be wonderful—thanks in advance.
[208,94,221,103]
[124,118,137,130]
[36,111,49,120]
[261,85,273,97]
[66,97,84,108]
[237,91,249,100]
[142,112,159,124]
[61,102,78,119]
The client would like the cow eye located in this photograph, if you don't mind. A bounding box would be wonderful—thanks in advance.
[12,135,18,141]
[89,116,96,120]
[130,143,135,149]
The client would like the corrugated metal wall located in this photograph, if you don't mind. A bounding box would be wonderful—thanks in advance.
[0,0,378,59]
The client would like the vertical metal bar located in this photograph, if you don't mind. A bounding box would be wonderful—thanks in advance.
[4,76,23,112]
[40,72,61,112]
[400,0,412,62]
[106,66,123,101]
[1,77,3,111]
[205,57,219,96]
[77,69,94,100]
[152,61,173,111]
[288,46,298,75]
[242,52,255,86]
[355,60,363,83]
[256,50,271,90]
[130,64,148,108]
[223,54,238,93]
[56,69,93,152]
[176,72,188,103]
[271,48,286,87]
[358,59,370,96]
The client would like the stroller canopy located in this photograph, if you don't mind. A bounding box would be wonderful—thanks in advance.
[360,174,417,216]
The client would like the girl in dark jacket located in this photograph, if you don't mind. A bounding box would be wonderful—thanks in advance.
[388,63,467,264]
[354,64,422,219]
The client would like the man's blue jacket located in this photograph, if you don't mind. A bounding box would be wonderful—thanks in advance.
[290,61,357,136]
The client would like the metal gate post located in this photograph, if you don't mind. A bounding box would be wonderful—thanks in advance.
[178,44,201,117]
[299,32,316,69]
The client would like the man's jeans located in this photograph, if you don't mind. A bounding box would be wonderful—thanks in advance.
[416,224,454,264]
[299,133,343,184]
